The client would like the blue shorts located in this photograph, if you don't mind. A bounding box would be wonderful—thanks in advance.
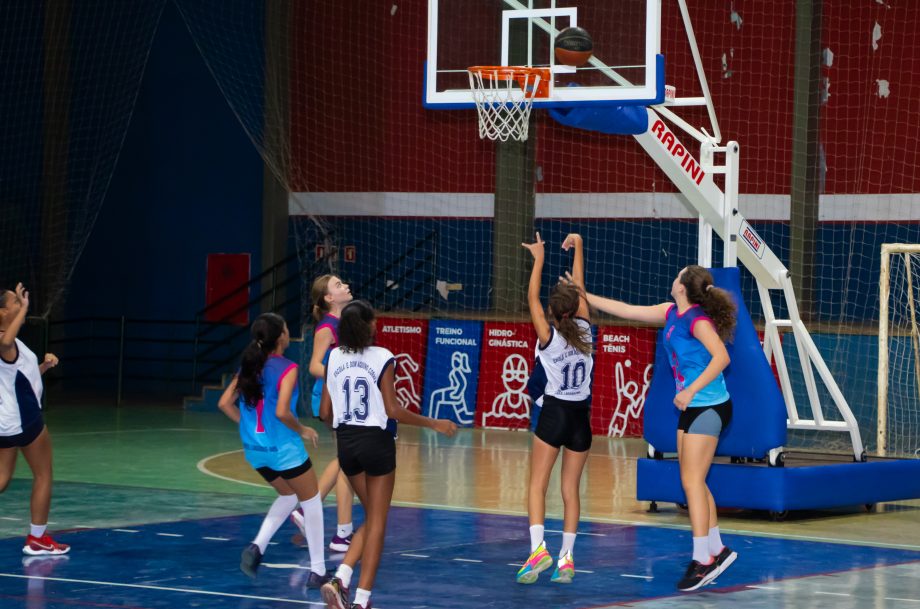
[677,400,733,438]
[0,416,45,449]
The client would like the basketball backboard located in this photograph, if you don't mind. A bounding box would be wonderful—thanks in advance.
[425,0,663,109]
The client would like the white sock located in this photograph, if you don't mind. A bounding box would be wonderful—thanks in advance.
[692,536,712,564]
[337,522,353,538]
[300,494,326,575]
[335,563,354,589]
[529,524,545,553]
[354,588,371,608]
[708,526,724,555]
[30,524,46,538]
[253,494,299,553]
[559,532,576,558]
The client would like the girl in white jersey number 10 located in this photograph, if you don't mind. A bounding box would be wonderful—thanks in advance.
[319,300,456,609]
[0,283,67,556]
[517,233,594,586]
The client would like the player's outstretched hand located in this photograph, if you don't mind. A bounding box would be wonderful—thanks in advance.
[432,418,458,437]
[15,283,29,312]
[521,232,545,261]
[300,426,319,447]
[561,233,582,251]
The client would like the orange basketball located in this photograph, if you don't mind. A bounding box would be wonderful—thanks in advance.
[554,26,593,67]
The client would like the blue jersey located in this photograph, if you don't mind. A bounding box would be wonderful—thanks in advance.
[663,304,730,407]
[239,355,307,470]
[310,314,339,416]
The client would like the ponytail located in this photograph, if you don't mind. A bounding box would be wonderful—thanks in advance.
[548,283,593,355]
[680,265,737,342]
[237,313,286,406]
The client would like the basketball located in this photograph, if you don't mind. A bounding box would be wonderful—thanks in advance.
[554,26,593,67]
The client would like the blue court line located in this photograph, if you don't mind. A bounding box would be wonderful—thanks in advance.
[0,506,918,609]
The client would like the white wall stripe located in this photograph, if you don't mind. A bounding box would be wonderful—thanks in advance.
[290,192,920,221]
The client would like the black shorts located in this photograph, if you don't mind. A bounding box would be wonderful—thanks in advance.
[0,416,45,449]
[677,400,733,437]
[534,395,592,452]
[256,458,313,483]
[336,424,396,477]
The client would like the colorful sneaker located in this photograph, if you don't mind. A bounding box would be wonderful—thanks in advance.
[329,533,352,553]
[321,576,350,609]
[550,552,575,583]
[515,541,553,584]
[676,559,720,592]
[711,546,737,578]
[306,570,335,589]
[23,534,70,556]
[239,543,263,578]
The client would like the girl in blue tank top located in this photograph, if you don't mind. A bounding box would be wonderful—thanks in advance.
[218,313,328,585]
[582,265,739,592]
[308,274,356,552]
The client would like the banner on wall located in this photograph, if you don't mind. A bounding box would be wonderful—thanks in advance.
[476,322,537,429]
[422,320,483,427]
[591,326,657,437]
[374,317,428,413]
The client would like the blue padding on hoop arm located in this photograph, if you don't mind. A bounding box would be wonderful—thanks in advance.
[548,104,649,135]
[643,267,787,458]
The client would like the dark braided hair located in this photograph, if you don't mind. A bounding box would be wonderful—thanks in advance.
[237,313,286,406]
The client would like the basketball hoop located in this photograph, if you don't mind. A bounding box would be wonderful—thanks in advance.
[467,66,550,142]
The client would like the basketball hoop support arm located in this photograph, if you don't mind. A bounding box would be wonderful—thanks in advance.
[634,106,865,461]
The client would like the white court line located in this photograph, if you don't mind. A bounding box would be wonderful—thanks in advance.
[815,591,851,597]
[203,536,230,541]
[401,554,430,558]
[747,585,781,590]
[196,451,272,489]
[0,517,22,521]
[544,529,606,537]
[113,529,139,533]
[453,558,482,563]
[885,598,920,603]
[575,569,594,574]
[621,574,653,580]
[0,573,323,605]
[263,563,310,570]
[155,533,183,538]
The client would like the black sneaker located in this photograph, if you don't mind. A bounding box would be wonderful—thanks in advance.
[240,543,263,578]
[676,559,719,591]
[712,546,738,578]
[349,604,371,609]
[321,576,350,609]
[306,570,334,590]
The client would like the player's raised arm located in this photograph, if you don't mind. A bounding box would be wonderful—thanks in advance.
[522,232,552,346]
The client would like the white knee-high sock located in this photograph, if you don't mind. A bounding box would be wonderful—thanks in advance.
[253,494,299,553]
[300,493,326,575]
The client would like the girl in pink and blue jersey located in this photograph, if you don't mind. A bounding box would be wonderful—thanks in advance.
[218,313,329,587]
[583,265,738,592]
[309,274,356,552]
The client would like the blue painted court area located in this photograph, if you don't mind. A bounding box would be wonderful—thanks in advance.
[1,506,918,609]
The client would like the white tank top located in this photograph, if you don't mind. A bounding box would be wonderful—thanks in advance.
[0,338,44,436]
[535,318,594,402]
[326,346,395,430]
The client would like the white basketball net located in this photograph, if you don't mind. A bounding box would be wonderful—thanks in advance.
[467,67,548,142]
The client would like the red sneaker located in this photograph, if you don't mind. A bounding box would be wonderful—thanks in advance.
[23,534,70,556]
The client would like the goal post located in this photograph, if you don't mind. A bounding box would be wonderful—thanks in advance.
[879,243,920,457]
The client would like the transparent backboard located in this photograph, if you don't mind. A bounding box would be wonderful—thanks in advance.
[426,0,663,109]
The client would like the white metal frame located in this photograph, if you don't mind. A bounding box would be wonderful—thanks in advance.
[426,0,662,107]
[878,243,920,457]
[633,3,865,462]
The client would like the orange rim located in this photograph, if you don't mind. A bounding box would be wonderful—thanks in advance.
[468,66,551,98]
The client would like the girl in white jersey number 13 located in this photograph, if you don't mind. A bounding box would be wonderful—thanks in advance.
[517,233,594,586]
[319,300,456,609]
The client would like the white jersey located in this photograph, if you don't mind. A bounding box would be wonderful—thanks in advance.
[0,338,44,436]
[326,346,395,430]
[535,318,594,402]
